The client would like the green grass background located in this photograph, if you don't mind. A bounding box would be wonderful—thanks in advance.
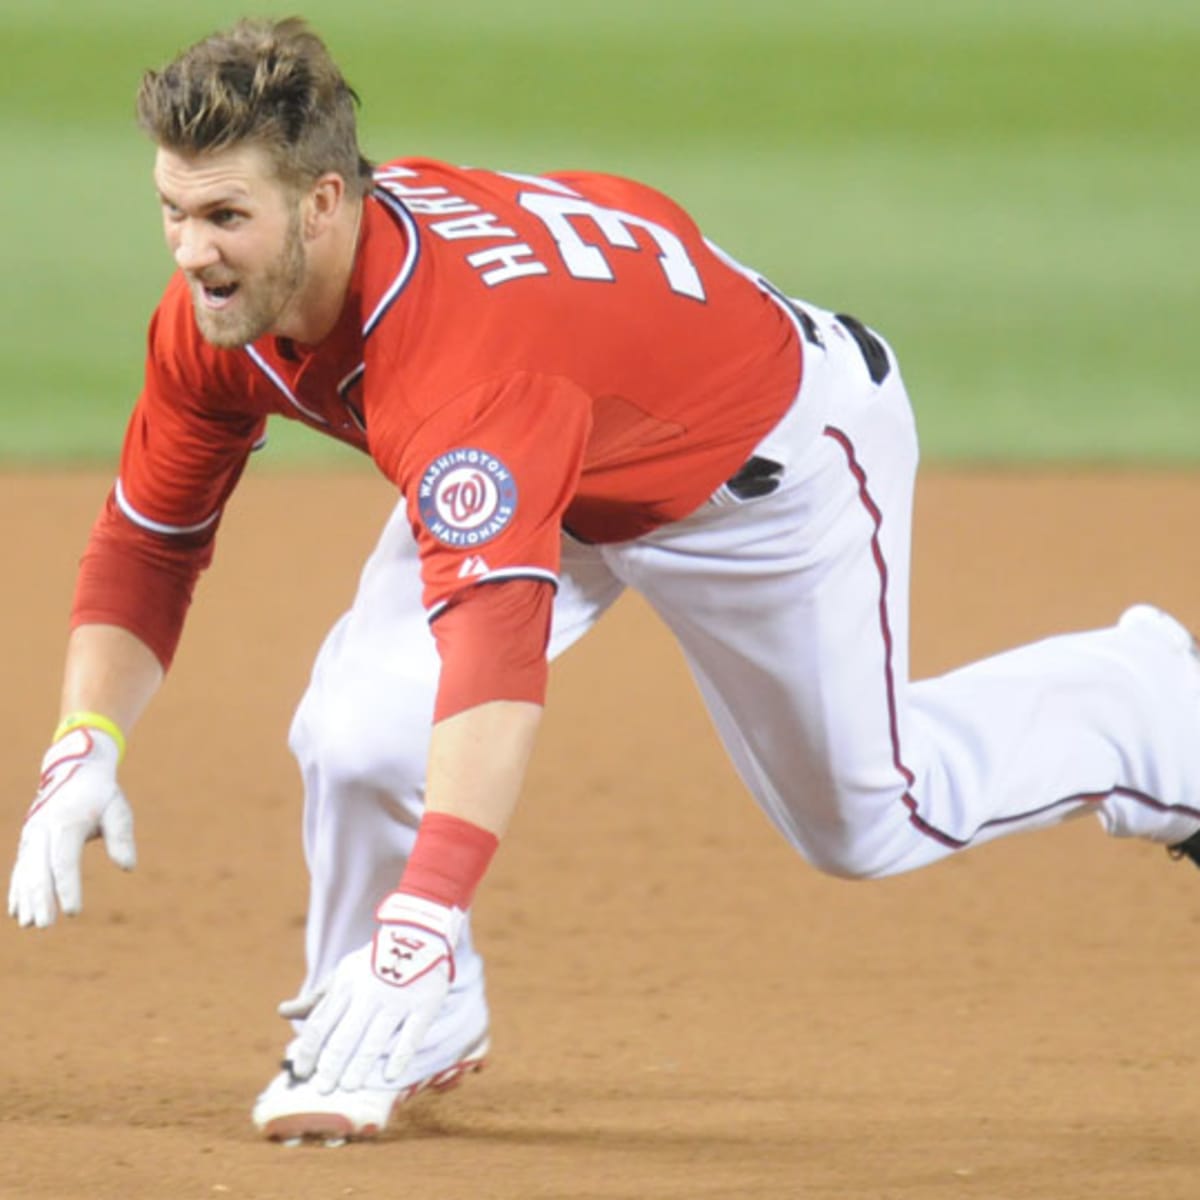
[0,0,1195,466]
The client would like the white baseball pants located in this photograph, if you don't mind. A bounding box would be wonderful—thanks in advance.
[288,301,1200,1035]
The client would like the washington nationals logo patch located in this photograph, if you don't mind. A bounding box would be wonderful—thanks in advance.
[418,448,518,547]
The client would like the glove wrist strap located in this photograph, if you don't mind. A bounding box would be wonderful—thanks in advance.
[54,711,127,763]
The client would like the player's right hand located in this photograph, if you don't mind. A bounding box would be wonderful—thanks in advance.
[8,726,136,928]
[285,893,462,1093]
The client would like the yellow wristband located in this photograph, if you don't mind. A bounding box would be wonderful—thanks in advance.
[53,711,127,763]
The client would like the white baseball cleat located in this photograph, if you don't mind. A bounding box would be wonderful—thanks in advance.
[251,1028,490,1143]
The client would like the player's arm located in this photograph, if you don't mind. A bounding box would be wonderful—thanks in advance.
[287,579,554,1091]
[389,576,554,911]
[9,313,265,929]
[9,481,244,930]
[425,697,542,836]
[8,489,238,930]
[60,624,165,736]
[420,574,554,835]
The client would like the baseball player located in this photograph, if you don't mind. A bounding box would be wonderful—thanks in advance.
[9,18,1200,1144]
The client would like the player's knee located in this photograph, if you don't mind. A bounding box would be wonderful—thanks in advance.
[289,675,430,797]
[804,841,880,881]
[784,776,903,881]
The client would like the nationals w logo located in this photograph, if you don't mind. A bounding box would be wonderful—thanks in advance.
[441,472,489,524]
[418,447,518,547]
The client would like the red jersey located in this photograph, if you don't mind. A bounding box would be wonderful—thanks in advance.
[74,159,804,705]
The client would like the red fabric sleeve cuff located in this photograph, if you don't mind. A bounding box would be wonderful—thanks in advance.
[398,812,500,910]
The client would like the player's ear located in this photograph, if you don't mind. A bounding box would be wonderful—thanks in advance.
[303,172,346,240]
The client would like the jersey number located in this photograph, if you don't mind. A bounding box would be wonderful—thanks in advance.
[518,190,706,302]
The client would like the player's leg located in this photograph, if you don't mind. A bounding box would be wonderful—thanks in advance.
[609,308,1200,878]
[256,500,624,1137]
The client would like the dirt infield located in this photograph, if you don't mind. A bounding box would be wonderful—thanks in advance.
[2,467,1198,1200]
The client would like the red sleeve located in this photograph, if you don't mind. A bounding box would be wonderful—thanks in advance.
[72,492,214,669]
[71,283,267,669]
[430,578,555,722]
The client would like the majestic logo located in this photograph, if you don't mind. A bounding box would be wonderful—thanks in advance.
[458,555,490,579]
[418,448,518,547]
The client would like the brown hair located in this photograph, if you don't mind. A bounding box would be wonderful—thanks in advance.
[135,17,375,197]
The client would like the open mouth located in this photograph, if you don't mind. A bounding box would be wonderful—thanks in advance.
[200,281,240,308]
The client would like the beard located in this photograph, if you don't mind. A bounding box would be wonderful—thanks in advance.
[190,210,306,349]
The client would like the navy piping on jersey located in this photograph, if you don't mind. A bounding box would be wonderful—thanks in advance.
[364,188,421,338]
[426,568,559,623]
[338,363,368,433]
[338,363,366,396]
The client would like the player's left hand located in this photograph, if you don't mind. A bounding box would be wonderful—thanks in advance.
[285,892,463,1093]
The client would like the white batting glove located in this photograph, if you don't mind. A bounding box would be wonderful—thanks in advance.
[8,726,136,928]
[285,892,463,1094]
[277,984,327,1022]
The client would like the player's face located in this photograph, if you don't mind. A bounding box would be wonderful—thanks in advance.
[154,144,307,348]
